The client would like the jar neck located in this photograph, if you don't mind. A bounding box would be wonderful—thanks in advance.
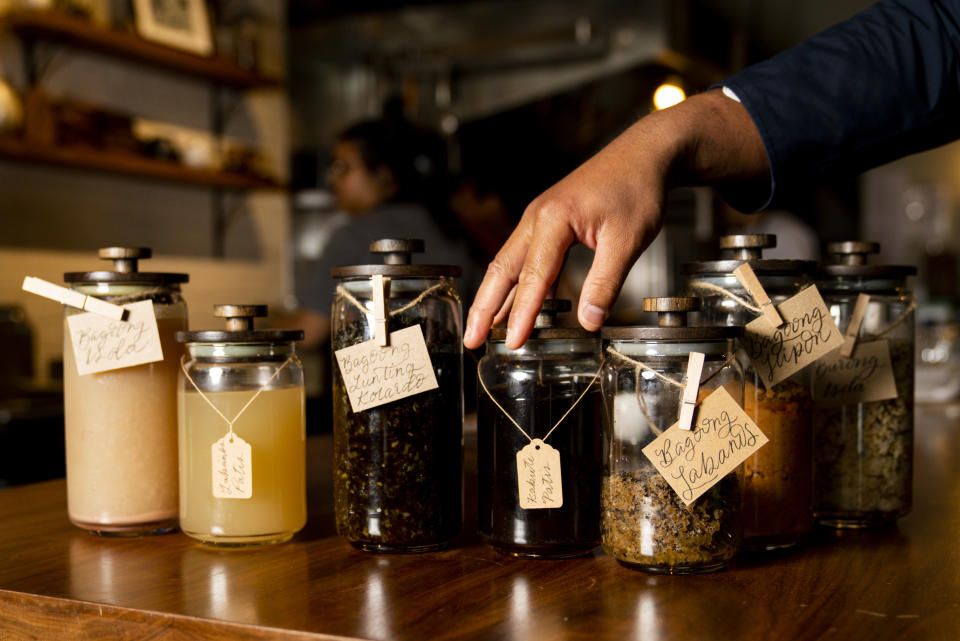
[606,339,731,358]
[186,342,298,362]
[485,338,599,357]
[817,276,910,296]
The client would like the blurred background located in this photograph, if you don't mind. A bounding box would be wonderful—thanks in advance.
[0,0,957,485]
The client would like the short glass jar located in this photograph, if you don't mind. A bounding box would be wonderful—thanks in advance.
[684,234,816,551]
[177,305,306,546]
[601,297,743,574]
[63,247,187,535]
[814,241,916,528]
[477,300,602,559]
[331,239,463,552]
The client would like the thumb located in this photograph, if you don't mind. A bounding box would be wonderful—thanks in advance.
[577,232,642,331]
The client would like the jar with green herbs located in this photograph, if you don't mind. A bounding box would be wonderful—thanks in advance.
[684,234,816,551]
[814,241,916,528]
[601,297,743,574]
[477,300,602,559]
[331,239,463,553]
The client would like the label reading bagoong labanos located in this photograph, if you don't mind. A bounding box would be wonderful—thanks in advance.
[66,299,164,376]
[641,386,768,506]
[813,339,899,408]
[516,439,563,509]
[742,285,844,389]
[334,324,440,413]
[212,433,253,499]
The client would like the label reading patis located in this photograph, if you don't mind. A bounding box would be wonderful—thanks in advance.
[742,285,844,389]
[642,387,768,505]
[334,324,439,413]
[813,339,898,408]
[517,439,563,509]
[212,434,252,500]
[66,299,164,376]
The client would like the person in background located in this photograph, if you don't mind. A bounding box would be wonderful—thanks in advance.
[293,117,480,350]
[463,0,960,351]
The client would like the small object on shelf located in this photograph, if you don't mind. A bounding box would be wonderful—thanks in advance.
[177,305,307,547]
[0,79,23,134]
[132,0,213,56]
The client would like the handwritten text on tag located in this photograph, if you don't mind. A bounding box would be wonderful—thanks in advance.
[813,340,898,408]
[642,387,768,505]
[742,285,844,389]
[212,434,253,499]
[334,324,439,413]
[517,439,563,509]
[66,300,164,376]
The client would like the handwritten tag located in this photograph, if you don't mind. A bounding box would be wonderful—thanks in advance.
[742,285,844,389]
[212,434,253,499]
[813,340,898,408]
[642,387,768,505]
[334,324,439,413]
[516,439,563,509]
[66,300,164,376]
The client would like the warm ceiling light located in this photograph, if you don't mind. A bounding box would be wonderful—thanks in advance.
[653,82,686,110]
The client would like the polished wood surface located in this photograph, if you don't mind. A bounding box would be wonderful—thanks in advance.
[2,405,960,640]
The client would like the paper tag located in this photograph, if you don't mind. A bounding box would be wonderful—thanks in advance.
[742,285,844,389]
[212,433,253,499]
[813,339,899,408]
[516,439,563,509]
[66,300,164,376]
[678,352,705,431]
[334,324,440,413]
[642,386,769,505]
[734,263,784,327]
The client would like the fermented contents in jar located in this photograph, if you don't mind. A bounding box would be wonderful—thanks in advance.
[64,315,184,533]
[178,385,306,545]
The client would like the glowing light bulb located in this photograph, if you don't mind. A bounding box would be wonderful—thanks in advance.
[653,83,686,110]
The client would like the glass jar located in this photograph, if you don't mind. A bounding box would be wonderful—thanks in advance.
[601,297,743,574]
[477,300,602,559]
[814,241,916,528]
[331,239,463,553]
[683,234,815,551]
[177,305,306,546]
[62,247,188,535]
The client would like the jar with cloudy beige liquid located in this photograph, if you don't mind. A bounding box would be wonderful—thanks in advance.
[63,247,187,535]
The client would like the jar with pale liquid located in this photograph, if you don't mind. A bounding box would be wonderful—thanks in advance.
[63,247,188,535]
[177,305,306,546]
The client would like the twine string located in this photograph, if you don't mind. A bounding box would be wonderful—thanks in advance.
[336,281,447,320]
[688,280,762,313]
[181,355,293,438]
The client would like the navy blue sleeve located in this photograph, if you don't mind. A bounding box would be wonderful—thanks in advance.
[721,0,960,212]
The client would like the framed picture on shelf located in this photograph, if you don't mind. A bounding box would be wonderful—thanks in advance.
[132,0,214,56]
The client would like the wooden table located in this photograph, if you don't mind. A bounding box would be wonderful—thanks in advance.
[2,405,960,640]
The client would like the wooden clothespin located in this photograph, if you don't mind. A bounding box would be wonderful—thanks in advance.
[841,293,870,357]
[733,263,784,327]
[372,274,391,346]
[22,276,127,321]
[678,352,705,431]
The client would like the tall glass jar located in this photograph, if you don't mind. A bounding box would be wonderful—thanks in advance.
[63,247,187,535]
[601,297,743,574]
[331,239,463,553]
[814,241,916,528]
[477,300,602,559]
[177,305,306,546]
[683,234,815,551]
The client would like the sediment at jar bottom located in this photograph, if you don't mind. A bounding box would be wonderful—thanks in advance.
[601,467,741,572]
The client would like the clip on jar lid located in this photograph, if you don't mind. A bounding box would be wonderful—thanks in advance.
[177,305,304,344]
[682,234,815,276]
[818,241,916,279]
[330,239,462,278]
[488,299,595,341]
[601,297,740,341]
[64,247,189,285]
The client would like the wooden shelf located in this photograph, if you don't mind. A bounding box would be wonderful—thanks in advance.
[6,10,281,90]
[0,137,283,190]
